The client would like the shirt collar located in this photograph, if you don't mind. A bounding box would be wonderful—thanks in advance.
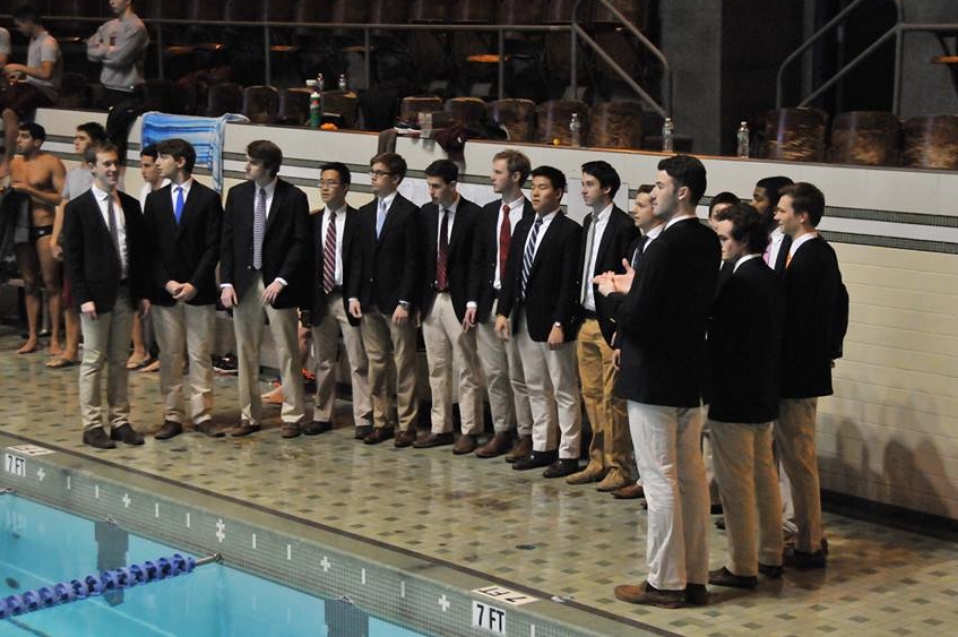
[790,231,819,256]
[733,253,762,273]
[256,178,278,197]
[378,191,397,210]
[593,202,613,224]
[665,213,697,230]
[439,194,460,214]
[504,195,526,213]
[536,209,560,224]
[91,184,114,203]
[644,223,665,240]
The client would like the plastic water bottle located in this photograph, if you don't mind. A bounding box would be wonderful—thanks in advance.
[307,80,321,129]
[662,117,674,152]
[420,111,433,139]
[316,73,325,92]
[569,112,582,147]
[338,74,347,92]
[737,120,750,158]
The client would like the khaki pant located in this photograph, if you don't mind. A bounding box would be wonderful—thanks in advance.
[516,314,581,459]
[311,293,372,428]
[231,276,304,425]
[710,420,783,575]
[576,318,631,479]
[628,402,709,591]
[476,299,532,436]
[422,293,482,434]
[360,307,418,431]
[79,289,134,432]
[152,303,215,425]
[775,397,823,553]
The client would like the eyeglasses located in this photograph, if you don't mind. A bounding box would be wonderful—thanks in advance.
[318,180,342,187]
[369,170,393,178]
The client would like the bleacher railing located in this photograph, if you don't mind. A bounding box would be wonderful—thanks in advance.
[570,0,672,118]
[776,0,958,115]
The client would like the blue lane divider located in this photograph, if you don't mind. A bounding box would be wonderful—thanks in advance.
[0,553,220,620]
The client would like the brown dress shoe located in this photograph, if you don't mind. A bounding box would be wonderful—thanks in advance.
[413,432,454,448]
[596,467,630,492]
[505,435,532,463]
[611,483,645,500]
[395,429,417,448]
[614,581,684,608]
[230,421,261,437]
[475,432,511,458]
[452,434,477,455]
[195,420,225,438]
[566,462,606,485]
[154,420,184,440]
[281,422,303,439]
[363,427,394,445]
[83,426,116,449]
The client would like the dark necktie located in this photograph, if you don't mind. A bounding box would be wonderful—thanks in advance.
[775,234,793,276]
[323,209,337,294]
[498,203,511,284]
[436,208,449,291]
[106,195,125,279]
[518,217,543,301]
[631,235,650,270]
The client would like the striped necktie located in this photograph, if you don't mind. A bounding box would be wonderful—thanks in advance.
[323,209,337,293]
[253,187,266,270]
[518,217,543,301]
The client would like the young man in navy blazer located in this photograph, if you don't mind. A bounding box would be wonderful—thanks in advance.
[773,182,848,569]
[220,140,311,439]
[308,162,372,438]
[465,150,535,461]
[600,155,720,608]
[707,202,785,589]
[417,159,484,453]
[567,160,638,492]
[63,141,149,449]
[495,166,582,479]
[144,138,223,440]
[347,152,422,447]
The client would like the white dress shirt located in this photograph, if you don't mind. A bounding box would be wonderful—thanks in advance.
[583,203,612,312]
[524,210,559,262]
[789,231,819,260]
[91,185,129,279]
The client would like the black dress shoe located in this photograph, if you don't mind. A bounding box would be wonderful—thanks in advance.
[684,583,709,606]
[154,420,184,440]
[303,420,332,436]
[355,424,373,440]
[758,563,784,578]
[195,421,225,438]
[542,458,579,478]
[708,567,757,589]
[111,423,145,446]
[512,450,556,471]
[413,432,454,448]
[784,549,826,569]
[83,427,116,449]
[363,427,394,445]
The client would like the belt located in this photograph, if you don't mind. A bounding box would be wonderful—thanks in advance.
[327,286,343,295]
[582,310,598,320]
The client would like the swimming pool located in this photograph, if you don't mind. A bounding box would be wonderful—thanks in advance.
[1,495,427,636]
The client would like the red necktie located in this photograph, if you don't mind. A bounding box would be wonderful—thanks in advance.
[498,204,511,282]
[436,208,449,291]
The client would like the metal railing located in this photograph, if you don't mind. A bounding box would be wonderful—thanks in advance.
[570,0,672,118]
[776,0,958,115]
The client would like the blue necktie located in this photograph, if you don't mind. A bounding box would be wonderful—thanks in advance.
[518,217,543,301]
[376,199,387,239]
[174,186,185,224]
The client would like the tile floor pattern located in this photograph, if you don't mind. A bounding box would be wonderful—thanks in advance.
[1,328,957,636]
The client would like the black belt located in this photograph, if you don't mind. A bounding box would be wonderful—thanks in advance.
[327,286,343,295]
[582,310,598,320]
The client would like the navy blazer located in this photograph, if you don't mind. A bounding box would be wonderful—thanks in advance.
[421,196,482,323]
[498,212,582,342]
[708,257,785,424]
[143,180,223,306]
[780,236,847,399]
[63,189,148,311]
[309,205,361,326]
[470,197,535,323]
[614,218,721,407]
[220,178,311,310]
[347,192,422,313]
[579,205,639,346]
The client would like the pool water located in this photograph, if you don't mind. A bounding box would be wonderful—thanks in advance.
[1,496,426,636]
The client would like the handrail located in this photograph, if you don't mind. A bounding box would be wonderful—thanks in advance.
[776,0,906,113]
[570,0,671,118]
